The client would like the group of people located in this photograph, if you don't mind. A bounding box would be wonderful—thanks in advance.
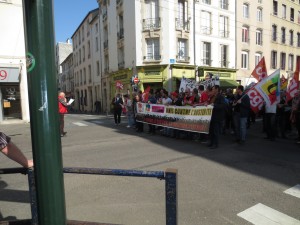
[112,84,300,149]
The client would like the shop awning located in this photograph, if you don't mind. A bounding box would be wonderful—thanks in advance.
[219,79,239,89]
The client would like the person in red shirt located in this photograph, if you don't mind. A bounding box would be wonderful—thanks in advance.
[58,92,71,137]
[194,85,209,107]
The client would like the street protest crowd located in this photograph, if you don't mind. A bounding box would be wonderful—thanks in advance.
[117,83,300,149]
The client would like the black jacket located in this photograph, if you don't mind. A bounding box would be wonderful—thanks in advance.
[211,93,226,122]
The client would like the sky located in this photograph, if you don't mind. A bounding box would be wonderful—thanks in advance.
[54,0,98,43]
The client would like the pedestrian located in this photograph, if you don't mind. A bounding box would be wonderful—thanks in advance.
[111,93,123,125]
[58,91,71,137]
[208,85,226,149]
[94,100,101,114]
[0,132,33,168]
[122,94,134,128]
[232,85,251,144]
[147,89,157,135]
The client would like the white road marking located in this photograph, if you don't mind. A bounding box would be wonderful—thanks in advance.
[284,184,300,199]
[237,203,300,225]
[73,122,88,127]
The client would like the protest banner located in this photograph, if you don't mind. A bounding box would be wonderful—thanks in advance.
[135,102,213,133]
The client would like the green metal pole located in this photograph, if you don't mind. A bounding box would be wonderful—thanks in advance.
[22,1,66,224]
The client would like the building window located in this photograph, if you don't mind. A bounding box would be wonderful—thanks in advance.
[88,41,91,58]
[280,52,286,70]
[88,65,92,82]
[258,0,262,3]
[271,51,277,69]
[297,32,300,47]
[219,15,229,37]
[256,29,262,45]
[146,38,160,60]
[202,0,211,5]
[201,11,212,35]
[94,62,99,77]
[288,54,294,71]
[220,0,228,10]
[118,47,125,68]
[255,52,262,66]
[273,0,278,16]
[290,30,294,46]
[220,45,228,67]
[282,4,286,19]
[96,37,99,51]
[144,0,160,30]
[298,11,300,24]
[177,39,188,61]
[95,23,98,33]
[242,26,249,43]
[281,27,286,44]
[79,49,81,64]
[83,68,86,84]
[241,51,249,69]
[291,8,295,22]
[82,46,85,62]
[272,24,277,41]
[202,42,211,66]
[176,0,189,31]
[243,3,249,18]
[82,26,84,41]
[257,7,263,22]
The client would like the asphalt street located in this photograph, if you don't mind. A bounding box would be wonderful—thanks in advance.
[0,113,300,225]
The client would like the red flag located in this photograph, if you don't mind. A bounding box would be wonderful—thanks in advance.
[246,87,264,113]
[286,57,300,102]
[251,57,268,81]
[142,86,151,102]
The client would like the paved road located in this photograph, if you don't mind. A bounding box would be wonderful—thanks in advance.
[0,113,300,225]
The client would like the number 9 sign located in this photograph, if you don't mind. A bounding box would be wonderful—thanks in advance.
[0,70,7,80]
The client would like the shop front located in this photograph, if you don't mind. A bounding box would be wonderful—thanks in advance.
[136,65,168,92]
[171,64,196,91]
[0,67,24,121]
[198,67,239,90]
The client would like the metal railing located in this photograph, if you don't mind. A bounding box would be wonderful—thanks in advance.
[143,18,161,31]
[175,18,190,31]
[0,167,178,225]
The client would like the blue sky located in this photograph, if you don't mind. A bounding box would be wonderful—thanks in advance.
[54,0,98,43]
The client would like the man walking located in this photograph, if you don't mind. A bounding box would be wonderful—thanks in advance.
[233,85,251,144]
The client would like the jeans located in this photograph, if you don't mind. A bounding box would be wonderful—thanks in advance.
[234,113,247,141]
[127,111,134,126]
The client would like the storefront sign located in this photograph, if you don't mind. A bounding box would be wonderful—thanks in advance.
[113,74,127,81]
[135,102,213,133]
[145,71,160,76]
[0,67,19,83]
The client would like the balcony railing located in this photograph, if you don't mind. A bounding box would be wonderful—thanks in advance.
[143,18,161,31]
[117,28,124,40]
[201,59,212,66]
[201,26,212,35]
[220,60,230,68]
[219,30,229,38]
[143,54,161,61]
[176,55,190,62]
[175,18,190,31]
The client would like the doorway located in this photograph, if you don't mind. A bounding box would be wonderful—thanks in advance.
[1,84,21,119]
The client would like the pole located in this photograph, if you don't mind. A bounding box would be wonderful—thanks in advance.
[22,1,67,224]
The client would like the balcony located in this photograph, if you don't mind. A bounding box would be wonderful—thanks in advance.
[117,28,124,40]
[201,26,212,35]
[143,18,161,31]
[143,54,161,61]
[219,30,229,38]
[118,61,125,69]
[201,59,212,66]
[220,60,230,68]
[176,55,190,63]
[175,18,190,31]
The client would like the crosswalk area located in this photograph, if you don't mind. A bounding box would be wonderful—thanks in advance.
[238,184,300,225]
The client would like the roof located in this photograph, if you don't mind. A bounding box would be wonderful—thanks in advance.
[71,8,99,38]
